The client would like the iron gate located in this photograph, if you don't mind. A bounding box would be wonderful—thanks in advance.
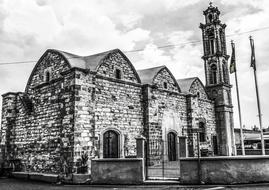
[145,139,180,180]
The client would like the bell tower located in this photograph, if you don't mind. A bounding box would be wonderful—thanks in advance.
[200,3,236,156]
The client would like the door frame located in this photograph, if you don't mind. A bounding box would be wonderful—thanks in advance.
[167,131,177,161]
[100,128,123,158]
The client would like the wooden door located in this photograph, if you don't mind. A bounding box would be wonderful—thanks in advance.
[103,130,119,158]
[168,132,177,161]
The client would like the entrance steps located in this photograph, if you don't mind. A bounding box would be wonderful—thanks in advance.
[144,178,180,185]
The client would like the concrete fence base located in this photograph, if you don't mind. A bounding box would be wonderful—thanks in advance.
[180,155,269,184]
[91,158,145,184]
[237,149,269,155]
[12,172,59,183]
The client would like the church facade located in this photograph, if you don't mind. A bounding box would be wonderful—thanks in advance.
[0,4,235,174]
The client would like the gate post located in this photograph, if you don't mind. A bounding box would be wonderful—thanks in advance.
[136,136,146,158]
[178,136,188,158]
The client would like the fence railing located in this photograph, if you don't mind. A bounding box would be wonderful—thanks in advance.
[145,139,180,180]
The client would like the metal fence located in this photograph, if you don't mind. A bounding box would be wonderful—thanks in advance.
[145,139,180,180]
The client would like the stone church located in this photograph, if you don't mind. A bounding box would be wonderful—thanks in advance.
[1,4,235,173]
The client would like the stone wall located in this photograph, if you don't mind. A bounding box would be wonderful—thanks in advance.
[95,78,143,158]
[186,79,216,156]
[1,50,75,174]
[143,68,188,163]
[26,50,70,94]
[180,156,269,184]
[152,68,179,92]
[96,52,139,83]
[72,52,144,172]
[73,70,96,169]
[95,52,143,158]
[1,93,17,159]
[1,49,219,175]
[91,158,144,184]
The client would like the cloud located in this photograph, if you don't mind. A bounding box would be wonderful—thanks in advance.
[1,0,269,128]
[35,0,48,6]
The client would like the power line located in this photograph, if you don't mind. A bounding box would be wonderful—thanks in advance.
[1,26,269,66]
[0,60,36,66]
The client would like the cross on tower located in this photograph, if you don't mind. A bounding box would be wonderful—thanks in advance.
[209,1,213,7]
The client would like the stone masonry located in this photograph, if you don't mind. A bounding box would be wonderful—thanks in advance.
[0,4,234,174]
[0,48,217,174]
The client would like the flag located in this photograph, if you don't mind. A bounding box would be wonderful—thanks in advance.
[250,36,256,71]
[230,41,236,74]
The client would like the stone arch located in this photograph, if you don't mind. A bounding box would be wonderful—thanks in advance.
[96,49,141,83]
[25,49,72,93]
[209,64,217,84]
[189,78,209,99]
[153,67,181,93]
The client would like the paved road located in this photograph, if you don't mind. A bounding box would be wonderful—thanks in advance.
[1,178,269,190]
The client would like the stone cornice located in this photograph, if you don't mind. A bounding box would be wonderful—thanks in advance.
[2,92,23,97]
[95,74,142,88]
[32,77,64,90]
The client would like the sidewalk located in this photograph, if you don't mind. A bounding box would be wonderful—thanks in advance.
[1,178,269,190]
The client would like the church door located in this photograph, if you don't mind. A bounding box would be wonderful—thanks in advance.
[103,130,119,158]
[167,132,177,161]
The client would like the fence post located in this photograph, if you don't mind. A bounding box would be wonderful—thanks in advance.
[136,136,146,158]
[178,136,188,158]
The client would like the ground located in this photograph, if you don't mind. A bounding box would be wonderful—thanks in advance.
[1,178,269,190]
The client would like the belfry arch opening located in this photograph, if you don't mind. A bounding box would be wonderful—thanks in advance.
[210,64,217,84]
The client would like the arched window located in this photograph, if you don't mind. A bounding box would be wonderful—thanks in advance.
[209,39,215,54]
[208,14,213,23]
[103,130,119,158]
[167,132,177,161]
[163,82,168,89]
[210,64,217,84]
[45,71,50,82]
[197,92,200,99]
[115,69,122,80]
[222,63,228,83]
[199,122,206,142]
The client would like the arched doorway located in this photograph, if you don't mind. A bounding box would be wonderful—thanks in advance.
[167,132,177,161]
[103,130,119,158]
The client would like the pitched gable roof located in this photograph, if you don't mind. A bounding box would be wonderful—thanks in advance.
[55,49,119,71]
[137,65,166,84]
[176,77,198,93]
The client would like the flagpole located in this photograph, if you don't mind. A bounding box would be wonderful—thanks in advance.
[231,41,245,156]
[249,36,265,155]
[235,69,245,156]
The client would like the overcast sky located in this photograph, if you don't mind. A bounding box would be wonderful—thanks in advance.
[0,0,269,129]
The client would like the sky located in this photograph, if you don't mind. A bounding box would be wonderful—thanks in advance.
[0,0,269,129]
